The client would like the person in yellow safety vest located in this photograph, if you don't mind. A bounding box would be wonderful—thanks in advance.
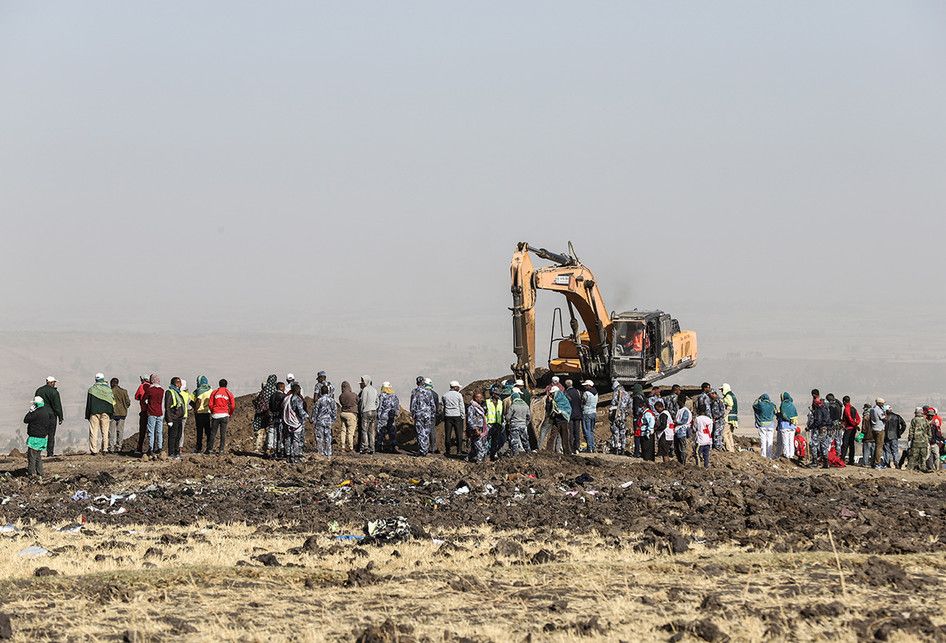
[485,386,506,461]
[721,383,738,452]
[192,375,213,454]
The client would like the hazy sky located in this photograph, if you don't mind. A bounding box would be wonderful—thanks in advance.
[1,2,945,401]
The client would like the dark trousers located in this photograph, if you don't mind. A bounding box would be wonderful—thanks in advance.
[444,416,464,455]
[698,444,711,468]
[208,417,229,454]
[136,412,148,453]
[633,434,641,458]
[46,426,57,457]
[674,435,688,464]
[641,433,655,461]
[167,419,183,457]
[195,414,211,453]
[488,423,505,459]
[841,428,856,464]
[570,418,583,453]
[27,448,43,477]
[549,416,573,455]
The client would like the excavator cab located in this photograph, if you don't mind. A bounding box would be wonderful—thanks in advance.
[610,311,694,384]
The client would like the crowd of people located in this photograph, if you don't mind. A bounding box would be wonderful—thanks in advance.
[19,373,945,478]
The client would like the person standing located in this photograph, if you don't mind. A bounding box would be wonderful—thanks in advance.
[631,383,646,457]
[313,385,337,457]
[674,395,692,465]
[639,405,657,461]
[548,387,573,455]
[312,371,335,402]
[777,392,798,459]
[466,391,488,463]
[337,381,358,454]
[34,376,63,457]
[752,393,777,459]
[825,393,844,458]
[694,412,713,468]
[377,382,400,453]
[904,407,931,472]
[695,383,712,418]
[282,382,308,463]
[268,382,286,458]
[647,385,663,413]
[178,379,193,453]
[808,394,832,468]
[164,377,186,459]
[883,404,906,469]
[142,374,165,459]
[253,376,278,454]
[564,380,584,453]
[861,403,876,468]
[424,378,441,453]
[24,396,55,478]
[654,400,675,463]
[720,383,738,452]
[869,398,887,469]
[84,373,114,455]
[134,376,150,456]
[192,375,213,454]
[358,376,379,454]
[410,376,437,457]
[609,381,630,455]
[580,380,598,453]
[926,407,943,471]
[442,381,466,456]
[504,390,532,455]
[109,378,131,453]
[663,384,681,418]
[709,390,726,451]
[485,386,506,459]
[841,396,861,465]
[208,379,235,455]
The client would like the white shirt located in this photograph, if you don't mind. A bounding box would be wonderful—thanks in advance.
[694,415,713,447]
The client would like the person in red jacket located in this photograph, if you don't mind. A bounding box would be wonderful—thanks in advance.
[841,395,861,466]
[207,379,235,455]
[141,374,165,459]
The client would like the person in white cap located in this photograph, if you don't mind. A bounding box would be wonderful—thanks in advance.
[34,376,63,456]
[85,373,115,455]
[442,381,466,456]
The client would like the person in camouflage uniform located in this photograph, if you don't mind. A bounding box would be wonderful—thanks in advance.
[312,371,335,404]
[410,376,437,456]
[282,383,308,463]
[609,380,631,454]
[376,382,400,453]
[709,390,726,451]
[663,385,681,418]
[504,391,531,455]
[466,392,488,463]
[905,407,931,472]
[312,385,337,457]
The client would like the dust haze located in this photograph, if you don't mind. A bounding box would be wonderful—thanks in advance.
[1,2,945,442]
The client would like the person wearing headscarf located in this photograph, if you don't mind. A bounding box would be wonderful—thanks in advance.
[777,392,798,459]
[282,382,308,463]
[85,373,115,455]
[466,391,488,463]
[504,390,532,455]
[192,375,213,454]
[905,407,932,472]
[377,382,399,453]
[35,376,63,457]
[253,375,278,454]
[410,376,438,457]
[752,393,777,459]
[24,396,55,478]
[609,381,631,456]
[312,384,337,457]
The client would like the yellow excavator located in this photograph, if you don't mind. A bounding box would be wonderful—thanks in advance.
[510,241,698,388]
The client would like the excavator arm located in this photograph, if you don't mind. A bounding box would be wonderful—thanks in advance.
[510,242,612,385]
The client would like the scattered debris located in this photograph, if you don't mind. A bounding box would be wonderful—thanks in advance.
[17,546,49,558]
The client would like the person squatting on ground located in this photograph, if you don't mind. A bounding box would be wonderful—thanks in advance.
[904,407,931,472]
[24,396,55,478]
[466,391,488,463]
[778,392,798,459]
[376,383,399,453]
[34,376,63,457]
[442,381,465,456]
[693,412,713,468]
[208,379,235,455]
[358,376,378,455]
[85,373,114,455]
[108,378,130,453]
[504,389,532,455]
[282,383,307,463]
[253,375,278,454]
[313,384,337,457]
[338,381,359,453]
[721,383,738,452]
[752,393,777,459]
[410,376,438,457]
[609,380,630,455]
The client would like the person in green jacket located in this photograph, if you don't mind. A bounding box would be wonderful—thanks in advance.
[752,393,777,459]
[85,373,115,455]
[34,376,63,456]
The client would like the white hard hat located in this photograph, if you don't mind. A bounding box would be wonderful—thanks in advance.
[382,381,391,388]
[287,373,295,380]
[46,376,57,383]
[424,378,432,385]
[450,381,460,388]
[95,373,105,381]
